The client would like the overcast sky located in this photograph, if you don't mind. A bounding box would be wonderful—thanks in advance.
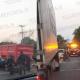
[0,0,80,42]
[52,0,80,40]
[0,0,36,43]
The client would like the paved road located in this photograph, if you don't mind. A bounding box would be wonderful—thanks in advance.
[0,57,80,80]
[0,71,22,80]
[0,70,35,80]
[49,57,80,80]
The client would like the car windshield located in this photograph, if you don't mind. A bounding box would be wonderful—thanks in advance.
[0,0,80,80]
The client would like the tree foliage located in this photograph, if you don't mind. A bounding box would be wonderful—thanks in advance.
[73,26,80,41]
[57,35,64,42]
[21,37,36,45]
[57,35,67,49]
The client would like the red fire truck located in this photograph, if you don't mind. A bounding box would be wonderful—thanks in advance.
[0,44,34,60]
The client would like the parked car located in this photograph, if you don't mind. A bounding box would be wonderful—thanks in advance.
[68,49,80,56]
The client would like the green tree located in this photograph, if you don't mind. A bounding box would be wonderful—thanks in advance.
[57,35,67,49]
[21,37,36,45]
[73,26,80,42]
[57,35,64,42]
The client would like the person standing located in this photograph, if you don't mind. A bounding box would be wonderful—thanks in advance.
[7,55,14,75]
[17,51,26,75]
[26,55,31,72]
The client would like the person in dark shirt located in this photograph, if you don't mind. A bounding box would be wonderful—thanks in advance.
[7,55,14,75]
[17,51,27,75]
[25,55,31,71]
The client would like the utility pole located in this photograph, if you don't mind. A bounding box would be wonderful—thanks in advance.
[19,25,25,44]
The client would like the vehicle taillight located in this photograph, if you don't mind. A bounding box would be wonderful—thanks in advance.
[36,75,44,80]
